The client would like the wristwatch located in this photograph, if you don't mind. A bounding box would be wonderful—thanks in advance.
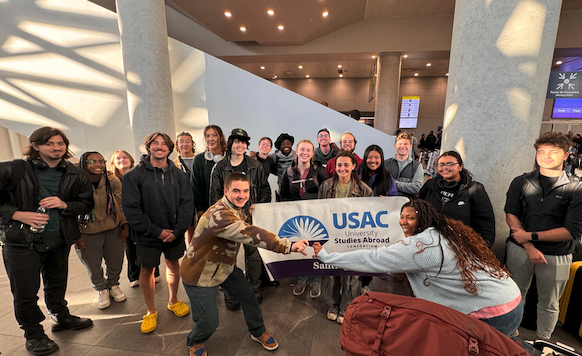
[531,232,539,241]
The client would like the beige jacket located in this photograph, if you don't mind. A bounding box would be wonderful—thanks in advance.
[80,172,126,234]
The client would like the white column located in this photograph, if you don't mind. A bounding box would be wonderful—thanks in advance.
[116,0,176,155]
[374,53,401,135]
[442,0,563,255]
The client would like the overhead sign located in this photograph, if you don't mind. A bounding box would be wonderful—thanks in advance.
[400,96,420,118]
[253,197,409,280]
[547,72,581,98]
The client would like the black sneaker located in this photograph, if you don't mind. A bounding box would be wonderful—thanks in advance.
[51,314,93,332]
[224,294,241,311]
[26,336,59,356]
[253,287,263,304]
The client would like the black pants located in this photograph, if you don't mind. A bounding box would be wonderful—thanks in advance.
[2,243,71,339]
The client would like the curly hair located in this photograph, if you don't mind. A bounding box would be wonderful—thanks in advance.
[534,131,570,153]
[403,199,509,295]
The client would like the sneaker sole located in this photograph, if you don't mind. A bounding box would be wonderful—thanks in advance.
[251,335,279,351]
[30,343,59,356]
[310,291,321,298]
[111,295,127,302]
[96,302,110,309]
[51,320,93,332]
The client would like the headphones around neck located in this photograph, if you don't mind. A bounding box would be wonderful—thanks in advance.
[31,158,67,171]
[205,150,224,163]
[437,177,460,189]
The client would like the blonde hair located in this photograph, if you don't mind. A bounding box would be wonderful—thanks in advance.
[294,139,315,166]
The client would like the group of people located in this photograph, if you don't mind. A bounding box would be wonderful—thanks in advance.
[1,124,581,356]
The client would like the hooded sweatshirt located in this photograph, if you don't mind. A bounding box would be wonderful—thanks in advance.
[121,154,194,248]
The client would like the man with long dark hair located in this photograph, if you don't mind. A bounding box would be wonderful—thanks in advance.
[0,126,94,355]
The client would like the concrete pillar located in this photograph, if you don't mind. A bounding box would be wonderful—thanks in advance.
[374,53,401,135]
[442,0,563,256]
[116,0,175,156]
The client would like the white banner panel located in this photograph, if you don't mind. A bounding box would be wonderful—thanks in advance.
[253,196,409,279]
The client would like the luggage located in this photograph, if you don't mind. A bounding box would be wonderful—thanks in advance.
[340,292,528,356]
[558,261,582,337]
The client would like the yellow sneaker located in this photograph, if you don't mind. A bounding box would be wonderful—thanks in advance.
[141,312,157,334]
[167,300,190,317]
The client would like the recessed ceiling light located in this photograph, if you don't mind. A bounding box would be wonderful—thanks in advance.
[414,73,419,76]
[372,55,376,59]
[339,74,343,77]
[298,65,303,69]
[556,60,563,65]
[426,63,432,67]
[403,54,408,58]
[337,64,342,68]
[446,73,449,76]
[306,75,310,78]
[224,11,232,17]
[322,11,329,17]
[274,75,277,78]
[260,66,265,70]
[278,25,284,30]
[267,10,274,15]
[239,26,246,32]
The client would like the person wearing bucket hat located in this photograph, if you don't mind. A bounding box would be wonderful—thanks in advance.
[269,133,297,189]
[209,128,271,308]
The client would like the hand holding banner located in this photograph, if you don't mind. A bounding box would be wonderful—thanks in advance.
[253,196,409,280]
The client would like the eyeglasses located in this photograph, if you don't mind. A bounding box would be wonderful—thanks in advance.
[437,162,459,168]
[317,134,329,138]
[341,140,354,144]
[86,159,106,164]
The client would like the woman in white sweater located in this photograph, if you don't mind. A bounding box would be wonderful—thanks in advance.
[313,199,522,336]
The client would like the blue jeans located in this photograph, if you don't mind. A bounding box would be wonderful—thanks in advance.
[183,267,266,346]
[298,275,322,283]
[479,298,524,336]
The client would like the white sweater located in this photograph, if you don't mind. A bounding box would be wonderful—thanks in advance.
[318,227,520,315]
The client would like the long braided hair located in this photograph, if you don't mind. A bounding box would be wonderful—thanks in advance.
[403,199,508,295]
[79,151,116,220]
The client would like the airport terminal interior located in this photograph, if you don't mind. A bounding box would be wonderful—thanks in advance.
[2,0,582,355]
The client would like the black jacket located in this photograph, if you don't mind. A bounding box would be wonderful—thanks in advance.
[0,159,93,247]
[209,155,271,213]
[419,173,496,246]
[505,170,582,255]
[121,155,194,248]
[280,163,328,201]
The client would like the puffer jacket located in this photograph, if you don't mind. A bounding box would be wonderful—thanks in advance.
[180,196,291,287]
[318,177,373,199]
[209,155,271,213]
[418,172,495,247]
[0,159,93,247]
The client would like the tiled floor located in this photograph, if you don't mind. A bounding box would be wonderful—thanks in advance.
[1,249,582,356]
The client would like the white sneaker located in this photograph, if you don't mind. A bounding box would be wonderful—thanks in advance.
[95,289,110,309]
[154,276,161,283]
[129,280,139,288]
[109,285,127,302]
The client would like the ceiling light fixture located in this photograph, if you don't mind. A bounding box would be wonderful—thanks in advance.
[426,63,432,67]
[260,66,265,70]
[403,54,408,58]
[339,74,343,77]
[322,11,329,17]
[556,60,563,65]
[239,26,246,32]
[306,75,310,78]
[298,65,303,69]
[446,73,449,76]
[267,10,274,15]
[414,73,419,76]
[337,64,342,68]
[372,55,376,59]
[224,11,232,17]
[278,25,284,30]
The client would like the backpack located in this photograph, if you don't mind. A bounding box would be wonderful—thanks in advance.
[286,166,319,192]
[340,292,528,356]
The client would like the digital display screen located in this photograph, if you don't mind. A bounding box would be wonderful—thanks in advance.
[399,118,418,128]
[553,98,582,118]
